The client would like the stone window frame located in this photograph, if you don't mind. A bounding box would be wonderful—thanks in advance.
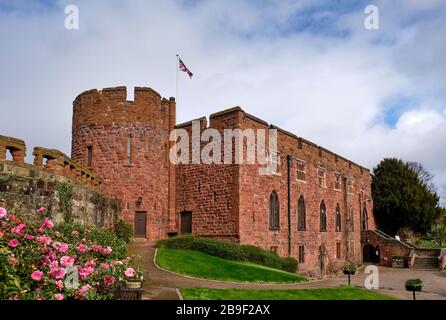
[335,203,342,232]
[334,172,342,191]
[320,200,327,232]
[347,178,354,194]
[336,242,342,259]
[86,145,93,168]
[297,195,306,231]
[269,190,280,230]
[318,167,327,188]
[296,159,306,182]
[267,148,281,176]
[298,244,305,263]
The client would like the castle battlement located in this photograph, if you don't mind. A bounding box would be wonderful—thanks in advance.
[0,134,103,189]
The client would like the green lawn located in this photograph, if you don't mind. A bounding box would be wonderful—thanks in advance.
[180,287,395,300]
[156,248,307,283]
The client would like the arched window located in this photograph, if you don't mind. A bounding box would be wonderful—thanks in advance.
[298,195,306,231]
[269,191,280,230]
[361,208,368,231]
[336,203,341,232]
[349,206,354,231]
[320,200,327,232]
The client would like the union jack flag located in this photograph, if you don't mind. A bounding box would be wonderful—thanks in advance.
[178,57,193,79]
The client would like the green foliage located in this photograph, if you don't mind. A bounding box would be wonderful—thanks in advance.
[416,239,443,249]
[0,208,140,300]
[180,286,396,300]
[54,222,128,260]
[156,248,305,283]
[113,220,133,244]
[56,182,73,222]
[157,235,298,273]
[343,263,357,273]
[427,224,446,247]
[405,278,423,287]
[372,158,442,234]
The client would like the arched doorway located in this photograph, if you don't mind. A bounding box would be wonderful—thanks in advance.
[318,246,325,277]
[363,244,380,263]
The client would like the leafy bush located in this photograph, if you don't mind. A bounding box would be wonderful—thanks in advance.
[405,278,423,288]
[0,207,141,300]
[157,235,298,273]
[343,263,357,273]
[113,220,133,244]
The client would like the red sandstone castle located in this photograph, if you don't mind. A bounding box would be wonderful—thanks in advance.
[70,85,376,276]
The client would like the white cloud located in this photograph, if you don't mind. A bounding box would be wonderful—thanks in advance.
[0,0,446,202]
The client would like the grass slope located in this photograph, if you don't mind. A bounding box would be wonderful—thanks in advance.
[156,248,306,283]
[180,287,395,300]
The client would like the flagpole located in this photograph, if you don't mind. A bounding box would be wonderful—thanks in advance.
[175,54,179,105]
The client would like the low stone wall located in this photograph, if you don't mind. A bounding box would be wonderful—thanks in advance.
[361,230,413,267]
[0,134,120,227]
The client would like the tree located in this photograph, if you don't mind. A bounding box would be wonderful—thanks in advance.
[407,162,436,193]
[372,158,442,235]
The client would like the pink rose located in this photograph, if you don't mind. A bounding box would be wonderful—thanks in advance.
[104,276,116,288]
[79,284,93,296]
[0,207,6,219]
[24,234,35,240]
[36,207,46,213]
[42,217,54,229]
[12,223,26,234]
[60,256,75,267]
[59,243,69,253]
[55,280,64,291]
[54,293,63,300]
[8,239,19,248]
[77,244,88,253]
[124,267,135,278]
[103,247,112,255]
[54,268,66,280]
[31,270,43,281]
[0,230,4,238]
[100,263,109,269]
[36,236,52,245]
[91,245,103,253]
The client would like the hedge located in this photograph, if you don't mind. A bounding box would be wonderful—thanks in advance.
[157,235,298,273]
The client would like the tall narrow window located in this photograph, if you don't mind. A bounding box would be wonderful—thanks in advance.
[87,145,93,167]
[126,134,132,165]
[296,161,306,181]
[318,168,326,187]
[298,195,306,231]
[298,245,305,263]
[269,191,280,230]
[349,206,354,231]
[334,173,341,190]
[336,242,341,259]
[336,203,342,232]
[320,200,327,231]
[361,208,369,231]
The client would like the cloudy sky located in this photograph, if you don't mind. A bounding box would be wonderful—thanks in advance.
[1,0,445,203]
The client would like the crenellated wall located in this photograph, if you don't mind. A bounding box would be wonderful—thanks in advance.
[71,86,176,239]
[0,134,120,227]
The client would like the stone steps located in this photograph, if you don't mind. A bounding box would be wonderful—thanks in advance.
[414,256,439,270]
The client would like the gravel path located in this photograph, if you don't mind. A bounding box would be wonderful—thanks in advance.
[128,241,446,300]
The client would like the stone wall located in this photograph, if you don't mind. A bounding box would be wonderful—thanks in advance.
[175,107,375,277]
[0,134,120,227]
[71,87,176,239]
[361,230,413,267]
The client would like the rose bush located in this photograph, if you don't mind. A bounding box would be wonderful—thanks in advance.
[0,207,143,300]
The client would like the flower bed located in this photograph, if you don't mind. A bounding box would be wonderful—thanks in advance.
[0,207,142,300]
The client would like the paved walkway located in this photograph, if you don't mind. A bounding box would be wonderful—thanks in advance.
[128,241,446,300]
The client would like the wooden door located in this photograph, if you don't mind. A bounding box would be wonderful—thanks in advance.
[134,211,147,238]
[180,211,192,234]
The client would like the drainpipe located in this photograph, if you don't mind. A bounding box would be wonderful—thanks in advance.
[287,155,292,256]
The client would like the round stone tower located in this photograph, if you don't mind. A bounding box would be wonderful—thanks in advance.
[71,86,176,239]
